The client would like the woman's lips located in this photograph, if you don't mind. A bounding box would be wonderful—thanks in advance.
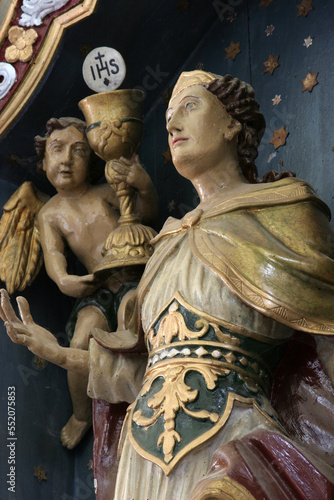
[172,137,188,148]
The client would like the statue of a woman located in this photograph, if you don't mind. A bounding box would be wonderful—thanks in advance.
[2,70,334,499]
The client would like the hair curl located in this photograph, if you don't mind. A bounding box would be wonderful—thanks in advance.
[34,117,103,183]
[204,76,294,183]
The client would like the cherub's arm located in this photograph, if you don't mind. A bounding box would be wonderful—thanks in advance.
[38,210,99,298]
[106,155,158,225]
[1,290,88,375]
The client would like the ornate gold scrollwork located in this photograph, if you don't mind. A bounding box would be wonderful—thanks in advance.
[0,0,100,138]
[147,301,209,349]
[189,476,257,500]
[133,361,227,464]
[131,293,281,472]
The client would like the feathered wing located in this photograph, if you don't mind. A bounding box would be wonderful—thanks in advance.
[0,181,50,294]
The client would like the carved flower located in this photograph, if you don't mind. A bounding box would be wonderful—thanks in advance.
[5,26,38,63]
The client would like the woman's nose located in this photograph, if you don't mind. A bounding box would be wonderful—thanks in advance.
[166,110,183,134]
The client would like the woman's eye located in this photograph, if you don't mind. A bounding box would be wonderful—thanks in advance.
[185,102,195,111]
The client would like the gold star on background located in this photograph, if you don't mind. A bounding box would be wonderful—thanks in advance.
[227,12,237,22]
[225,41,241,61]
[168,200,176,212]
[177,0,191,12]
[297,0,313,17]
[265,25,275,36]
[272,95,282,106]
[263,54,279,75]
[259,0,274,6]
[301,72,318,92]
[270,126,289,149]
[9,154,21,166]
[162,148,172,164]
[79,43,93,58]
[34,465,47,483]
[303,36,313,48]
[33,356,47,370]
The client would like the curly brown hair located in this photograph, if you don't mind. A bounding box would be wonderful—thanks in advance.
[34,117,103,183]
[204,76,294,183]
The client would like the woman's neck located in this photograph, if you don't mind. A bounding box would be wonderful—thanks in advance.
[191,159,249,203]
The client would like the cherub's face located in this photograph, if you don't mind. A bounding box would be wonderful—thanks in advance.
[43,126,91,192]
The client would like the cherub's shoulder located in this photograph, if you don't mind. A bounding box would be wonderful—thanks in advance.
[37,195,61,224]
[90,182,118,207]
[91,182,115,196]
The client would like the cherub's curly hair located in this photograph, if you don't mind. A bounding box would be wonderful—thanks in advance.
[204,75,294,183]
[34,117,103,183]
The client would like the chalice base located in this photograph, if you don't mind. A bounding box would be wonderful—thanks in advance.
[93,219,157,278]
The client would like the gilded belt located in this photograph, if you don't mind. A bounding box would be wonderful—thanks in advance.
[129,293,287,474]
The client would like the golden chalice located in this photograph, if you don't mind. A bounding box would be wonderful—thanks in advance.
[79,89,156,278]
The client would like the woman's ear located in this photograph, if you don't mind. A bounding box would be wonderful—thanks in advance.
[224,120,242,142]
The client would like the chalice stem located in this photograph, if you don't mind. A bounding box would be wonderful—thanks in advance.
[118,193,136,218]
[112,179,136,218]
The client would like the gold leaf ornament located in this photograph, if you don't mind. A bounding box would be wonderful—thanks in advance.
[158,429,181,464]
[147,301,209,349]
[5,26,38,63]
[133,363,220,463]
[0,182,49,294]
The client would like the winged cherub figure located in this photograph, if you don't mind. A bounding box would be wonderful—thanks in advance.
[0,116,158,449]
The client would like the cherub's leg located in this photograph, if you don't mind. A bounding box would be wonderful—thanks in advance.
[61,305,110,449]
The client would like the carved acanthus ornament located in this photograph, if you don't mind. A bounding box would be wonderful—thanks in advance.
[147,301,209,349]
[19,0,70,27]
[0,0,99,137]
[133,362,222,464]
[0,63,16,99]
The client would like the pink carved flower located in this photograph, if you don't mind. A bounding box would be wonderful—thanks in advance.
[5,26,38,63]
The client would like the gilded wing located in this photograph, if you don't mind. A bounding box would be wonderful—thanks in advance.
[0,181,49,294]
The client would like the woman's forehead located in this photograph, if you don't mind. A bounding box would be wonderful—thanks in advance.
[166,86,217,121]
[166,84,226,120]
[167,85,207,110]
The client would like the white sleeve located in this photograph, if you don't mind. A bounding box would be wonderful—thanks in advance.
[87,338,147,404]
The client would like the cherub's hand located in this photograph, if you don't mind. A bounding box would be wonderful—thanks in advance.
[0,289,60,362]
[58,274,101,298]
[106,155,153,193]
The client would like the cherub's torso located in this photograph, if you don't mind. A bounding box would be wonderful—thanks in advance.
[38,183,119,273]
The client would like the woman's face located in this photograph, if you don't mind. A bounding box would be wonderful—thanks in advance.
[166,85,237,179]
